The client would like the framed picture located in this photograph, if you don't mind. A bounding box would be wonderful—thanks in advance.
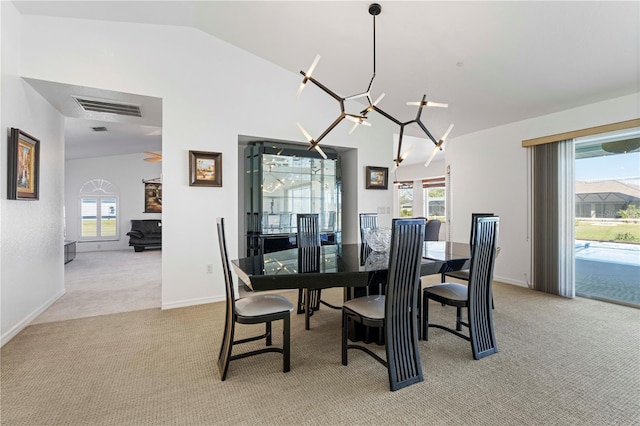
[8,128,40,200]
[144,182,162,213]
[189,150,222,187]
[365,166,388,190]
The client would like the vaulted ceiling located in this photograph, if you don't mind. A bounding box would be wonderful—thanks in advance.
[13,1,640,163]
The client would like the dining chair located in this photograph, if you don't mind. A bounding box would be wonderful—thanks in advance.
[359,213,378,262]
[342,218,426,391]
[441,213,496,308]
[422,216,499,360]
[216,217,293,380]
[296,214,340,329]
[424,219,441,241]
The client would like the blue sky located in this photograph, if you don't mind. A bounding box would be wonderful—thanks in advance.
[576,152,640,183]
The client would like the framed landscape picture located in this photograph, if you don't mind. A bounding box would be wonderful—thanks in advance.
[365,166,388,190]
[144,182,162,213]
[8,128,40,200]
[189,150,222,187]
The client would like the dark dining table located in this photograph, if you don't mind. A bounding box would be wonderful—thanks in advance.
[232,241,470,291]
[232,241,471,344]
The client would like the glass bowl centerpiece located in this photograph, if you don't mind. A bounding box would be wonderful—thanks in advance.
[364,227,391,252]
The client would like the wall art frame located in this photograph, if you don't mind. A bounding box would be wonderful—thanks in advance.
[8,128,40,200]
[189,150,222,187]
[365,166,388,190]
[144,181,162,213]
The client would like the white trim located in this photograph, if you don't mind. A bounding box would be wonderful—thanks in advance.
[1,289,66,347]
[161,295,224,310]
[494,276,528,288]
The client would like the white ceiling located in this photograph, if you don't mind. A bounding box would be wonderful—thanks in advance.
[13,1,640,163]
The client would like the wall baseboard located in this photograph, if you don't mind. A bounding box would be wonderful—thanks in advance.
[161,295,224,310]
[1,288,66,347]
[494,275,529,288]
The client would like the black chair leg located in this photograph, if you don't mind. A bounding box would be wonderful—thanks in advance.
[296,289,305,314]
[305,289,311,330]
[283,314,291,372]
[266,321,272,346]
[341,312,348,365]
[456,307,462,331]
[422,291,429,341]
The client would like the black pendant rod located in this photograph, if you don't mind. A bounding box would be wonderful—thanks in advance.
[369,3,381,90]
[373,12,376,75]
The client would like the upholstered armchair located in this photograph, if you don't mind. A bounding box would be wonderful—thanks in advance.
[126,219,162,252]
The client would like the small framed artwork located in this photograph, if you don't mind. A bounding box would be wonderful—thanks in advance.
[144,182,162,213]
[8,128,40,200]
[365,166,388,190]
[189,150,222,187]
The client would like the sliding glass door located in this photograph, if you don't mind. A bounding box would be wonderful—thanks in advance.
[574,128,640,307]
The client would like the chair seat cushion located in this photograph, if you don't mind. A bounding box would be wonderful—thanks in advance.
[342,295,385,320]
[426,283,468,301]
[235,294,294,317]
[444,269,470,280]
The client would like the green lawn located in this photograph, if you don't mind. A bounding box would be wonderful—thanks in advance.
[575,221,640,243]
[81,218,117,237]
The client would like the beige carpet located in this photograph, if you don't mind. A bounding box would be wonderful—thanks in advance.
[31,249,161,324]
[2,279,639,425]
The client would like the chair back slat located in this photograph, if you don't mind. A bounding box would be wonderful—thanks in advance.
[467,216,499,359]
[359,213,378,241]
[216,218,235,307]
[384,218,426,390]
[297,214,321,248]
[216,217,236,378]
[470,213,494,247]
[298,246,321,274]
[359,213,378,262]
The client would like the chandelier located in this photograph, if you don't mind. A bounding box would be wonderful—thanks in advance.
[296,3,454,169]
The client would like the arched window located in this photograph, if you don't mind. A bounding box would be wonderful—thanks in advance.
[78,179,119,241]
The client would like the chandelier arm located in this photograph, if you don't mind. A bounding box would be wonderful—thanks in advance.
[303,74,344,103]
[371,105,403,126]
[344,91,371,102]
[314,114,347,145]
[395,125,406,165]
[366,73,376,94]
[415,119,440,145]
[414,94,428,121]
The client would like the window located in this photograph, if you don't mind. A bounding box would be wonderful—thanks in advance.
[397,182,413,217]
[78,179,119,241]
[422,177,446,220]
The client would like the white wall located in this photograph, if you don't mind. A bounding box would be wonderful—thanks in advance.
[65,152,162,252]
[1,2,66,345]
[446,93,640,287]
[10,14,396,319]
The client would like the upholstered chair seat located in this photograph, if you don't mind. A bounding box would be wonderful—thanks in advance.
[235,294,294,317]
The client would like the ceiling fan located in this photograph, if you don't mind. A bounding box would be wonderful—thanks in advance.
[144,151,162,162]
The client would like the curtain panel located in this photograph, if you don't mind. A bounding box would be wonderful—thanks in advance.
[531,140,575,298]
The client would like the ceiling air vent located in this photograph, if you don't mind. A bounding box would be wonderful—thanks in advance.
[72,95,142,117]
[91,126,108,132]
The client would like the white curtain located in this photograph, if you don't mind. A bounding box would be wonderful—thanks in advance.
[531,140,575,297]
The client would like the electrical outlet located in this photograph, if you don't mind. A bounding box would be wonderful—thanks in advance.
[206,264,213,274]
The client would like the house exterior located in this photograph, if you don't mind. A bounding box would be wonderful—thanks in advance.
[576,180,640,218]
